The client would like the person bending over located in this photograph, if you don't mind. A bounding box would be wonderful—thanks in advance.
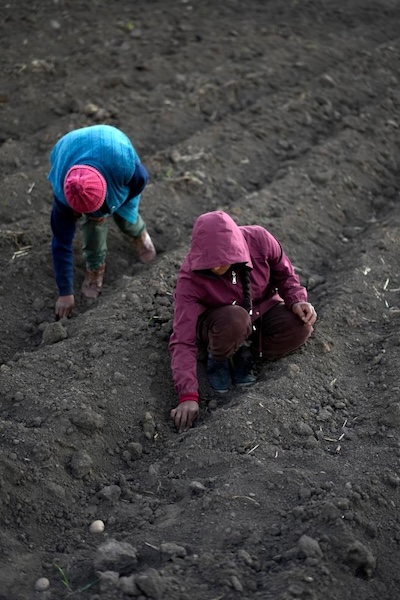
[48,124,156,318]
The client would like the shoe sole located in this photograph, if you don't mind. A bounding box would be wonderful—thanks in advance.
[81,288,102,299]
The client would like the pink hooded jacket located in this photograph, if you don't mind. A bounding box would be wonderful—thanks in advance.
[169,211,308,401]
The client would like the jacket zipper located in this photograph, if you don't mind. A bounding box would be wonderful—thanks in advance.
[232,270,237,284]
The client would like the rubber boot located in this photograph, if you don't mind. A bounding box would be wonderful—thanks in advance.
[81,264,106,299]
[231,346,257,388]
[132,229,156,264]
[207,353,232,393]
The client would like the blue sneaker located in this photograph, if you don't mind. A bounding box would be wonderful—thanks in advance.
[231,346,256,388]
[207,354,232,393]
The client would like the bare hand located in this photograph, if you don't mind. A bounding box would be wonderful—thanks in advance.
[170,401,199,433]
[55,295,75,319]
[292,301,317,326]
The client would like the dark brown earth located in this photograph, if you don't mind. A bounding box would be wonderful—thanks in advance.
[1,1,400,598]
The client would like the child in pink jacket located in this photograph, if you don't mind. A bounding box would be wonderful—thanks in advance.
[169,211,317,432]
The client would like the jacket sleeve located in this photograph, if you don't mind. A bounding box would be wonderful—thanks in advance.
[265,231,308,307]
[127,162,148,199]
[114,195,140,225]
[169,278,205,400]
[50,198,77,296]
[114,161,148,224]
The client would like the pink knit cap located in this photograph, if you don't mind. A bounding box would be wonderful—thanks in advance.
[63,165,107,213]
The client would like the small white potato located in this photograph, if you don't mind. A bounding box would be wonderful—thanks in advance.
[35,577,50,591]
[89,519,105,534]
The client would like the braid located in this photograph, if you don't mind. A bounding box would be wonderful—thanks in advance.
[239,266,252,315]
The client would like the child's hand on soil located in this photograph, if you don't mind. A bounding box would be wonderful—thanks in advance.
[55,294,75,319]
[292,301,317,326]
[170,401,199,433]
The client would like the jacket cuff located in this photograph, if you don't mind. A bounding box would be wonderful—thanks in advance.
[178,393,199,404]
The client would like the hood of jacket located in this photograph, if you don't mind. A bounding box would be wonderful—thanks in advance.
[189,211,253,271]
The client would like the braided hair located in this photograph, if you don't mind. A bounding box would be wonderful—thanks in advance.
[239,265,252,315]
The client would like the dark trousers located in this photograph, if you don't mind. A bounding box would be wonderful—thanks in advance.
[198,303,312,361]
